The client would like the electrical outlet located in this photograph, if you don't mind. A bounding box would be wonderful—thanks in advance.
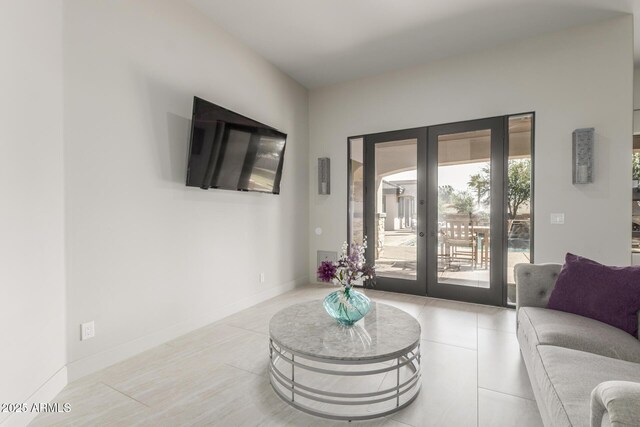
[81,321,95,341]
[317,251,338,268]
[259,273,265,283]
[550,213,565,225]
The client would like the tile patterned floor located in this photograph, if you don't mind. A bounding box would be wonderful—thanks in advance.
[31,285,543,426]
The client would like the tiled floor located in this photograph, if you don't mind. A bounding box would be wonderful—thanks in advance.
[32,285,543,426]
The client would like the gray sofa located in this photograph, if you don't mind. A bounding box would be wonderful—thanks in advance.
[514,263,640,427]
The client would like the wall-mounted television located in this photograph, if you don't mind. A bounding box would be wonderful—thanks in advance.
[186,96,287,194]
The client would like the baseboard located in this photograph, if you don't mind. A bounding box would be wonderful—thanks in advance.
[1,366,68,427]
[66,276,307,382]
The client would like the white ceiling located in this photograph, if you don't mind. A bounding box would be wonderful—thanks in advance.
[187,0,639,89]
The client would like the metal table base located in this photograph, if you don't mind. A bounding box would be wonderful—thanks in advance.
[268,337,421,421]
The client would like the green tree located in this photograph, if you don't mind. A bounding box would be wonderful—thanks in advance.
[438,185,455,203]
[507,160,531,220]
[438,185,455,215]
[633,152,640,181]
[451,190,475,215]
[466,159,531,219]
[467,165,490,206]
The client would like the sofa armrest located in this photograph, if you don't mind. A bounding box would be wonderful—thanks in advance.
[514,263,561,312]
[591,381,640,427]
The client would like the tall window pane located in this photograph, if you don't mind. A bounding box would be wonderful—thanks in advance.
[349,137,364,245]
[374,139,418,279]
[507,114,533,306]
[437,130,492,288]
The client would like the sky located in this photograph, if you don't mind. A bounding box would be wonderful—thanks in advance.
[386,163,487,192]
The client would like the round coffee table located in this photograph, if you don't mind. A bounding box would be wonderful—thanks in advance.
[268,300,421,421]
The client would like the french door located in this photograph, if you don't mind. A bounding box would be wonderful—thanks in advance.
[362,118,508,306]
[426,118,505,306]
[363,128,427,296]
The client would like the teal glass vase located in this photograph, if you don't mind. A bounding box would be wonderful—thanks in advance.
[323,287,371,326]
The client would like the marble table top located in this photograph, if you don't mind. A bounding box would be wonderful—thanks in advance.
[269,300,421,361]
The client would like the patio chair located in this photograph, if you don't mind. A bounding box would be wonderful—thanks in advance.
[441,216,477,269]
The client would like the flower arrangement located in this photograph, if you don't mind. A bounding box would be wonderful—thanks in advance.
[317,239,375,325]
[317,240,375,288]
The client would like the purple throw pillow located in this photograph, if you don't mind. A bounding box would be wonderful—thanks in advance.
[547,253,640,336]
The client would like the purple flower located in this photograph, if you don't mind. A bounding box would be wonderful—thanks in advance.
[317,260,337,282]
[319,239,376,288]
[348,245,360,263]
[361,264,376,282]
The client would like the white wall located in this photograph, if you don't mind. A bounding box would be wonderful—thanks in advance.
[0,1,67,425]
[64,0,309,379]
[309,16,633,279]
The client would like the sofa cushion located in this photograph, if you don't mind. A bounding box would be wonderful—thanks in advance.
[518,337,571,427]
[518,307,640,363]
[547,253,640,336]
[536,346,640,427]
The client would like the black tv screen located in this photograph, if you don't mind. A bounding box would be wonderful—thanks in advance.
[186,97,287,194]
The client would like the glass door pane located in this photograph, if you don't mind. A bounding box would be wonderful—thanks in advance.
[437,130,491,288]
[349,137,365,245]
[364,128,426,296]
[374,139,418,280]
[427,118,504,306]
[506,114,533,305]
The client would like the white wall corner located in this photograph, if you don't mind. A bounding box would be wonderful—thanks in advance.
[66,275,307,382]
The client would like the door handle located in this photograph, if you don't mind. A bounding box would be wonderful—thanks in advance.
[419,232,425,237]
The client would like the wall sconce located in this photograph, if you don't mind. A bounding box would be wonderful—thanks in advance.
[318,157,330,195]
[572,128,594,184]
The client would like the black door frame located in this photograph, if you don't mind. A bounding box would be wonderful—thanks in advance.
[363,127,427,296]
[352,113,534,307]
[426,117,505,306]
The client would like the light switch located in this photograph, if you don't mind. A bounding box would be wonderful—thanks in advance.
[550,213,565,225]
